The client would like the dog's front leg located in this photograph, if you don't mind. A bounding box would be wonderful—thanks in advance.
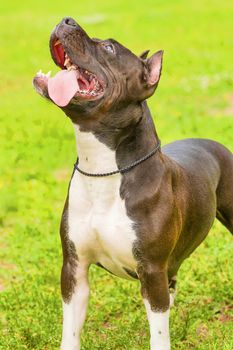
[140,267,170,350]
[60,263,90,350]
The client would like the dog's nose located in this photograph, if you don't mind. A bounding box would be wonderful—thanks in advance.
[63,17,77,27]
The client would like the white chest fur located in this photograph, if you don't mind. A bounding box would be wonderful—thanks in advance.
[67,125,137,279]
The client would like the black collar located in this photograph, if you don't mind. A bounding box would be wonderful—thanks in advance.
[74,140,161,177]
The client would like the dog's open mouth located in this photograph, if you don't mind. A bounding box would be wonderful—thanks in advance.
[34,38,105,107]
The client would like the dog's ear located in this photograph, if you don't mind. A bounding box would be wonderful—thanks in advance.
[139,50,150,60]
[144,50,163,86]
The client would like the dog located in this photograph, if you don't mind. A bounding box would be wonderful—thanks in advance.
[33,17,233,350]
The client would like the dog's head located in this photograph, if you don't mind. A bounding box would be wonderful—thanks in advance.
[33,17,163,121]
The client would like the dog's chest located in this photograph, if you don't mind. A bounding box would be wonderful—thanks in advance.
[67,127,137,279]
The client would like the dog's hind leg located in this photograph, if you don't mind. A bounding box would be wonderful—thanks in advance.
[216,209,233,234]
[169,276,177,307]
[140,267,171,350]
[215,149,233,234]
[216,174,233,234]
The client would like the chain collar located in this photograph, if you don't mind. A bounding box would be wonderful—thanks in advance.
[74,140,161,177]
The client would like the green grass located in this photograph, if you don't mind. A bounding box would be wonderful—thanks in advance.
[0,0,233,349]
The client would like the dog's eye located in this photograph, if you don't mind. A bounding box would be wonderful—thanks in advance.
[103,43,115,54]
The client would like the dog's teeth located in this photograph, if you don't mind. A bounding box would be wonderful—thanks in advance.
[68,65,75,71]
[64,58,70,67]
[36,69,47,78]
[46,71,51,77]
[67,65,76,71]
[54,39,61,46]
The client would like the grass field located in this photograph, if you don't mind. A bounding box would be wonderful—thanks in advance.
[0,0,233,349]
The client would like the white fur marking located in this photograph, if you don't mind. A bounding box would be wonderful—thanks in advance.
[68,125,137,279]
[62,125,138,349]
[144,299,170,350]
[61,267,89,350]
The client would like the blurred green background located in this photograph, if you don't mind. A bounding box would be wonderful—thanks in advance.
[0,0,232,349]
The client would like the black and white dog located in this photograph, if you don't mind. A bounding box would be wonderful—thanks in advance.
[33,17,233,350]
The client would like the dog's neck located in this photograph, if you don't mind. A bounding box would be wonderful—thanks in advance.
[73,124,118,174]
[72,101,161,175]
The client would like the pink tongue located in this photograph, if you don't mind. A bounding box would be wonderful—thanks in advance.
[48,70,79,107]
